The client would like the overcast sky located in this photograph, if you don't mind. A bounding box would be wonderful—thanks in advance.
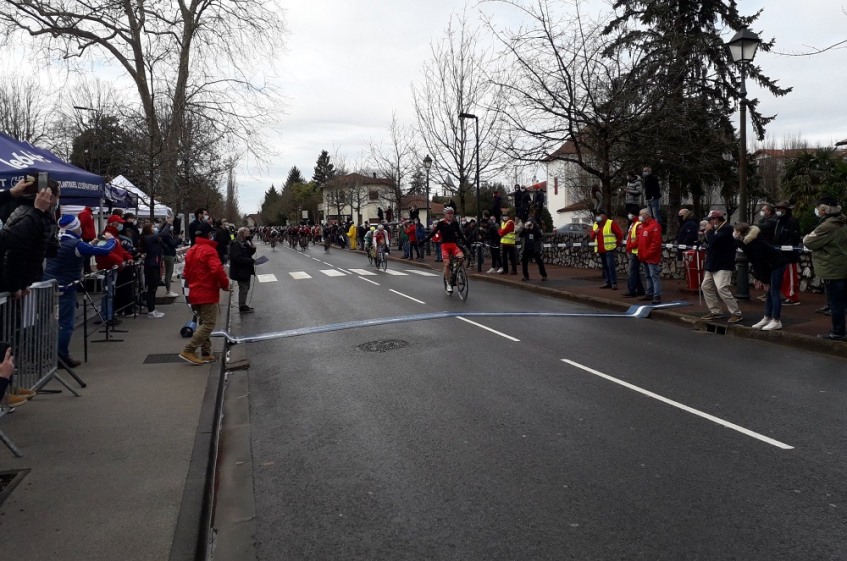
[232,0,847,215]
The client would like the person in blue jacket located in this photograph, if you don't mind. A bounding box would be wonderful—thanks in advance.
[43,214,116,367]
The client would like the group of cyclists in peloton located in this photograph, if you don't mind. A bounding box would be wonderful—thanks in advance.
[254,204,472,295]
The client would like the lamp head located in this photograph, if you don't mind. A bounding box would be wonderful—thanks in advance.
[727,27,761,63]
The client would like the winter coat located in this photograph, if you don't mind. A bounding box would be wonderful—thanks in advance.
[44,232,115,288]
[95,226,134,270]
[644,173,660,200]
[0,201,53,293]
[737,226,788,282]
[183,237,229,305]
[228,239,256,282]
[756,215,778,244]
[404,223,417,242]
[803,213,847,280]
[676,218,699,247]
[624,178,642,206]
[78,207,96,241]
[519,222,544,253]
[492,195,502,218]
[142,225,169,268]
[704,220,737,272]
[636,218,662,264]
[214,227,231,265]
[774,211,802,264]
[416,223,425,241]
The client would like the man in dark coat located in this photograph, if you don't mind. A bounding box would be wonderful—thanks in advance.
[774,200,803,305]
[676,208,699,259]
[519,217,547,281]
[213,218,231,265]
[229,227,256,313]
[492,192,502,222]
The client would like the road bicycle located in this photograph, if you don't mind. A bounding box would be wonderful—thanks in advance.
[270,237,277,251]
[324,236,331,252]
[366,244,375,266]
[374,245,388,271]
[299,235,308,251]
[445,252,469,301]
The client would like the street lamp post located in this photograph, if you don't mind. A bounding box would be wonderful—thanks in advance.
[423,154,433,255]
[727,27,761,300]
[458,112,482,272]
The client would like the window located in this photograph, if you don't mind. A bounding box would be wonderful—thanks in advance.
[369,190,379,201]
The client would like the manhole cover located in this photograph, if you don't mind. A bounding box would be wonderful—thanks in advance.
[0,469,29,506]
[357,340,409,353]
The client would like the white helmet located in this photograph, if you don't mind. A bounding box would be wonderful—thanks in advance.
[377,224,384,230]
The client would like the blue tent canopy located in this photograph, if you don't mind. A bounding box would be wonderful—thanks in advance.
[0,131,119,207]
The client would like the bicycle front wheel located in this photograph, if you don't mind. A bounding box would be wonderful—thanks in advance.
[380,252,388,271]
[456,266,468,301]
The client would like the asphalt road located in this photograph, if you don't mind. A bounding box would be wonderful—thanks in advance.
[237,241,846,561]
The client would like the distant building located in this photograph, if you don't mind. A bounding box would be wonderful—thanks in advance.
[543,141,594,227]
[320,173,396,225]
[245,214,262,228]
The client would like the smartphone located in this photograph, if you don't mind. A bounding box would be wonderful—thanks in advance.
[37,172,49,192]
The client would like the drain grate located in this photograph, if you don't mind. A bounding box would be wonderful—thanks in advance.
[357,340,409,353]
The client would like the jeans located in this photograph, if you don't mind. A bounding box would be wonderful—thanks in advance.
[824,279,847,336]
[403,241,410,258]
[102,269,115,320]
[647,198,661,227]
[599,249,617,286]
[434,242,443,261]
[627,254,645,294]
[764,265,786,320]
[642,262,662,298]
[58,288,77,358]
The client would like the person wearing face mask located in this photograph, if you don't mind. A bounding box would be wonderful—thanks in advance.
[122,212,141,248]
[700,210,743,323]
[756,204,777,244]
[636,208,663,303]
[621,211,646,298]
[589,209,623,289]
[773,201,802,306]
[188,207,208,246]
[623,171,642,221]
[803,196,847,341]
[733,222,788,331]
[229,227,257,313]
[676,209,699,260]
[518,185,532,222]
[642,166,661,227]
[519,217,547,281]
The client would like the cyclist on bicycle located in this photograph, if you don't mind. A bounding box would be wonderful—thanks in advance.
[363,226,375,254]
[420,207,469,293]
[373,224,389,254]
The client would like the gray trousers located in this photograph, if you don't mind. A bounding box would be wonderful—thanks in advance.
[237,279,251,307]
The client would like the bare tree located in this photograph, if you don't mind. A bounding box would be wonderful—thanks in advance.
[0,0,286,205]
[348,182,369,226]
[368,111,420,217]
[412,5,506,215]
[0,76,56,145]
[486,0,662,215]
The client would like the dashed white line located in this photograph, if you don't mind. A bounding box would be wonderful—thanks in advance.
[359,277,380,286]
[338,269,352,274]
[561,359,794,450]
[405,270,439,277]
[288,272,311,280]
[383,270,409,276]
[349,269,377,276]
[389,289,425,304]
[319,269,346,277]
[456,316,520,341]
[322,261,332,266]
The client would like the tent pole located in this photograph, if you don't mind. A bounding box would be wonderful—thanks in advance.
[98,196,104,233]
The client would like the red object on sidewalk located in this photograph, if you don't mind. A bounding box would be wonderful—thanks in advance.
[683,250,705,290]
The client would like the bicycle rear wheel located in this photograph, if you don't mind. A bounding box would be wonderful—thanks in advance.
[380,251,388,271]
[456,266,468,301]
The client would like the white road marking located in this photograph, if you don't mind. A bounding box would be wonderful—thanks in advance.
[288,272,311,280]
[561,359,794,450]
[406,270,439,277]
[389,289,425,304]
[338,269,352,274]
[456,316,520,342]
[322,261,332,266]
[319,269,346,277]
[383,270,409,276]
[257,274,279,282]
[349,269,377,276]
[360,277,380,286]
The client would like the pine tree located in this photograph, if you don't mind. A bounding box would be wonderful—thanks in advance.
[284,166,305,190]
[604,0,792,229]
[312,150,335,187]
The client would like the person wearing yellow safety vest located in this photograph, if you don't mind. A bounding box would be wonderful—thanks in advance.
[588,208,624,289]
[622,212,646,298]
[498,208,518,275]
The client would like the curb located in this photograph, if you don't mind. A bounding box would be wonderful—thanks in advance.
[384,252,847,359]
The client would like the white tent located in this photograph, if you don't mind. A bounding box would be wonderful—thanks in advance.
[111,175,172,218]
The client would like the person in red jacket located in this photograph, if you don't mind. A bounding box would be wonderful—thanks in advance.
[404,220,418,259]
[78,206,96,242]
[636,207,663,304]
[95,223,134,325]
[180,223,231,365]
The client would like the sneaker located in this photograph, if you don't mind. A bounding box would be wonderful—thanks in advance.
[752,317,771,329]
[817,333,847,342]
[496,268,504,274]
[179,351,204,365]
[651,298,662,304]
[727,315,744,324]
[487,268,496,274]
[611,284,618,290]
[541,277,548,281]
[12,388,36,400]
[5,394,27,408]
[816,305,831,314]
[59,355,82,368]
[446,285,453,293]
[166,291,179,297]
[106,318,122,326]
[701,313,724,320]
[781,299,801,306]
[200,354,217,363]
[638,295,654,301]
[621,291,636,298]
[521,277,530,281]
[599,284,612,289]
[756,294,767,301]
[762,319,783,331]
[239,306,255,313]
[148,311,165,318]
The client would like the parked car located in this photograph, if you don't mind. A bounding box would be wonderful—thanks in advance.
[555,223,589,235]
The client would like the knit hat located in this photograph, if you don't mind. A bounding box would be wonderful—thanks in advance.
[58,215,81,231]
[815,196,838,207]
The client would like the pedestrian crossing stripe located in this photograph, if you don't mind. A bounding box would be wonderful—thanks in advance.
[320,269,346,277]
[288,272,311,279]
[405,270,438,277]
[349,269,377,276]
[257,274,278,282]
[382,270,408,276]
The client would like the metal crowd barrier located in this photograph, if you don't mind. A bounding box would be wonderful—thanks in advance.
[0,281,83,457]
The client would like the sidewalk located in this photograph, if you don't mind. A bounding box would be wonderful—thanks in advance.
[0,290,225,560]
[371,246,845,358]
